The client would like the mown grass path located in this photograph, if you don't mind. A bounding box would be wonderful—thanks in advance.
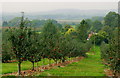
[37,46,106,76]
[2,59,55,74]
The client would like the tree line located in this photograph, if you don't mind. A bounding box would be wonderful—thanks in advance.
[2,11,120,76]
[2,12,92,75]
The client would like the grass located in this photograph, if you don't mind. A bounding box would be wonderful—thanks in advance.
[2,58,55,74]
[36,46,105,76]
[2,46,106,76]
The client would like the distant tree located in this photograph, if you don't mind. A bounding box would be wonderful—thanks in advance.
[101,26,112,34]
[101,26,113,41]
[63,24,72,32]
[91,16,104,21]
[77,20,89,42]
[2,21,8,27]
[85,19,92,27]
[8,17,21,26]
[92,20,103,32]
[85,19,93,32]
[104,12,119,27]
[65,27,77,39]
[3,17,62,28]
[42,20,59,63]
[100,28,120,76]
[31,19,46,27]
[46,19,62,30]
[90,31,108,45]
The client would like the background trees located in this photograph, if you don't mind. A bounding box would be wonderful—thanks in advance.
[77,20,89,43]
[100,12,120,76]
[90,31,108,45]
[92,20,103,32]
[41,21,57,63]
[100,29,120,76]
[104,12,119,27]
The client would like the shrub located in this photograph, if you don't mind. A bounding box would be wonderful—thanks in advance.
[100,29,120,76]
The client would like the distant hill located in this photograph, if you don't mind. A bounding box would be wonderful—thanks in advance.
[2,9,117,21]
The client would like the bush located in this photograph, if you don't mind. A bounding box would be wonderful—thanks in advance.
[100,29,120,76]
[90,31,108,45]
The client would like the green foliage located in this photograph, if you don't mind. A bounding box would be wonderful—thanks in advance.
[92,20,103,32]
[100,11,120,76]
[2,13,94,75]
[8,27,30,62]
[31,19,46,27]
[81,40,92,53]
[101,26,112,34]
[7,17,21,27]
[2,18,62,28]
[2,11,120,76]
[100,28,120,76]
[37,46,105,76]
[84,18,104,33]
[6,13,34,74]
[77,20,89,42]
[25,29,42,70]
[2,43,11,62]
[41,20,90,63]
[90,31,108,45]
[104,11,119,27]
[42,20,59,61]
[63,24,72,32]
[100,42,110,61]
[84,19,92,29]
[2,21,8,27]
[91,16,104,21]
[2,29,14,62]
[65,27,77,38]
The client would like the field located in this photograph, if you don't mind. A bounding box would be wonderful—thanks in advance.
[56,19,80,24]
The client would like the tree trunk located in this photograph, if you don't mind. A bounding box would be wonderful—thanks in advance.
[69,57,71,61]
[37,63,38,67]
[55,60,57,64]
[49,59,51,66]
[60,59,62,63]
[32,62,34,71]
[62,57,65,63]
[18,61,21,75]
[42,57,45,65]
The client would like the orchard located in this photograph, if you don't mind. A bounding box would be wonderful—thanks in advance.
[2,11,120,76]
[2,12,92,75]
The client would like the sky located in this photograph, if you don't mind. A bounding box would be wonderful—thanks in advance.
[0,0,119,2]
[2,2,118,13]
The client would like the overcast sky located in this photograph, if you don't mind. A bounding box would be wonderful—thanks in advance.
[2,2,118,13]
